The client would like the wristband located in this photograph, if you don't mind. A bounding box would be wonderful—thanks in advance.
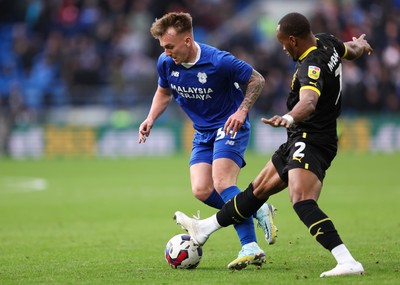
[282,114,294,126]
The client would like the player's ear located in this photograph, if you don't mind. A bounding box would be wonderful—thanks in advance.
[289,35,297,46]
[184,36,192,47]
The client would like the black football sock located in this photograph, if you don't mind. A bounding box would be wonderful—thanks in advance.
[293,199,343,251]
[216,183,266,227]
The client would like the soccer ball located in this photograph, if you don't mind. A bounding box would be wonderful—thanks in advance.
[165,234,203,269]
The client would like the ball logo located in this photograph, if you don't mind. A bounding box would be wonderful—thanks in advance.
[165,234,203,269]
[197,72,207,84]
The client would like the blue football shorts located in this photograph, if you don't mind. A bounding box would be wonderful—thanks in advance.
[189,125,250,168]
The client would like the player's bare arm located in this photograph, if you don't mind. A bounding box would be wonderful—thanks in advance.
[240,69,265,113]
[261,89,318,128]
[224,69,265,135]
[138,86,172,143]
[344,34,373,60]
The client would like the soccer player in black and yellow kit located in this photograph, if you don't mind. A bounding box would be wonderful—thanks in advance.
[174,12,373,277]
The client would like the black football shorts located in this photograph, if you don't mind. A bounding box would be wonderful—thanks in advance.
[272,132,337,183]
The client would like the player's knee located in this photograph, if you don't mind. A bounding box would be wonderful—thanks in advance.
[212,178,233,193]
[289,188,320,205]
[289,192,303,205]
[191,187,212,201]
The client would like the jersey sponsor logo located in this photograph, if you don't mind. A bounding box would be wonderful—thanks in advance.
[197,72,207,84]
[327,47,340,72]
[170,84,213,100]
[308,66,320,80]
[171,71,179,77]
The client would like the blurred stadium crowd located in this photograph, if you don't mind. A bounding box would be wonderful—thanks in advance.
[0,0,399,123]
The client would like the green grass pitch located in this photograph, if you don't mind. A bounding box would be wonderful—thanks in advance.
[0,152,399,284]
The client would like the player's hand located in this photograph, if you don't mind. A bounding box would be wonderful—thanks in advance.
[352,34,373,55]
[224,110,246,137]
[138,120,153,143]
[261,115,292,128]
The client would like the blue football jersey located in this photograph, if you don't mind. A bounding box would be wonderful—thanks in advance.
[157,43,253,131]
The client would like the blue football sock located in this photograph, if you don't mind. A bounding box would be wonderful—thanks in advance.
[203,189,225,209]
[220,186,257,246]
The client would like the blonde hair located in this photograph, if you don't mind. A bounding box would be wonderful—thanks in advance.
[150,12,193,39]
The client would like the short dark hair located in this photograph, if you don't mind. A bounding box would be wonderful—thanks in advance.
[278,12,311,38]
[150,12,193,39]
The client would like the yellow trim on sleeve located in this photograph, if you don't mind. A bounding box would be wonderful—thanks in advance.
[300,85,321,96]
[342,43,348,59]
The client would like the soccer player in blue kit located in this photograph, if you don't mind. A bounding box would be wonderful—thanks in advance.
[138,12,277,269]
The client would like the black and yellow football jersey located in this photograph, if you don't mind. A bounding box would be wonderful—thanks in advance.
[287,33,347,137]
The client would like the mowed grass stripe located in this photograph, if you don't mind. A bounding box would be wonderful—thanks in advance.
[0,152,398,284]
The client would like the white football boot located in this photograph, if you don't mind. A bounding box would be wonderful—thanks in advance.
[320,261,364,277]
[227,242,266,270]
[174,211,209,246]
[255,203,278,245]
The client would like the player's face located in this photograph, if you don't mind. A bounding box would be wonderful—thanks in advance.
[159,27,191,65]
[276,27,298,61]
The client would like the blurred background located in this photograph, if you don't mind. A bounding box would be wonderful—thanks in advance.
[0,0,399,159]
